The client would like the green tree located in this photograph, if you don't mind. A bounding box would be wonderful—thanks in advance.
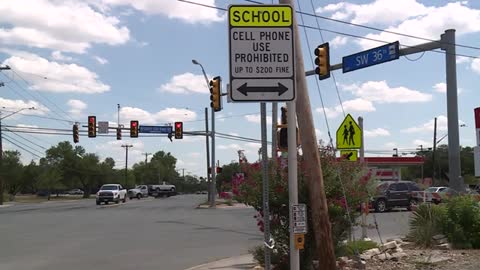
[21,161,40,194]
[132,151,178,185]
[37,163,64,200]
[1,150,24,200]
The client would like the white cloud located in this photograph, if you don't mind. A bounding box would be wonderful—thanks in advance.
[342,81,431,103]
[159,72,210,94]
[119,107,197,125]
[432,82,463,94]
[413,139,431,148]
[67,99,87,118]
[355,2,480,49]
[318,98,375,118]
[0,0,129,53]
[188,152,201,158]
[96,140,144,168]
[102,0,224,24]
[0,97,48,116]
[384,142,397,148]
[433,83,446,93]
[365,128,390,137]
[457,56,471,64]
[317,0,428,26]
[471,59,480,74]
[402,115,448,133]
[2,52,110,94]
[93,56,108,65]
[51,51,74,62]
[315,128,323,138]
[330,36,348,48]
[245,114,272,125]
[244,142,261,149]
[218,144,241,150]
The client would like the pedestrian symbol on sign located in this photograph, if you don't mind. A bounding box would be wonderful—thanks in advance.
[336,114,362,149]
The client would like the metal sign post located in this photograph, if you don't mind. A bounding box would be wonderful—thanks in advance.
[260,103,271,270]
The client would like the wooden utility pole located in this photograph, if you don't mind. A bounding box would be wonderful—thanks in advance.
[280,0,336,268]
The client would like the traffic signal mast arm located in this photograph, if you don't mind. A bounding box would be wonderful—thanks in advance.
[305,38,443,77]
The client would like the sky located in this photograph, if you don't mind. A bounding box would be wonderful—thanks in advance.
[1,0,479,178]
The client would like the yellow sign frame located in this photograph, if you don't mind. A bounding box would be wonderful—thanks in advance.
[336,114,362,149]
[229,5,293,27]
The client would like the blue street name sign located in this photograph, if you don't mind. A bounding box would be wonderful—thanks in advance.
[139,125,172,134]
[342,41,399,73]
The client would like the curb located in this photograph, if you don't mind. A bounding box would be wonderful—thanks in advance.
[0,204,13,208]
[184,254,254,270]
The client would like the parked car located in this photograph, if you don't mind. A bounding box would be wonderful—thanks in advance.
[429,187,458,204]
[371,181,422,212]
[67,189,84,195]
[128,185,149,199]
[96,184,127,205]
[148,183,176,197]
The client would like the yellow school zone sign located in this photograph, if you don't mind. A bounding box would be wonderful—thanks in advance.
[229,5,293,27]
[340,150,358,162]
[336,114,362,149]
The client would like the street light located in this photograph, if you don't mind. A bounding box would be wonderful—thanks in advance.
[0,106,35,205]
[192,59,216,207]
[192,59,210,89]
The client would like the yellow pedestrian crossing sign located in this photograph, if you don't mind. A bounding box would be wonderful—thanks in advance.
[340,150,358,161]
[336,114,362,149]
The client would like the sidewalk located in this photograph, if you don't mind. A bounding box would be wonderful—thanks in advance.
[185,254,257,270]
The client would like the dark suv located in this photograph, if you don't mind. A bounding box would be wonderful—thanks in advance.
[371,181,422,212]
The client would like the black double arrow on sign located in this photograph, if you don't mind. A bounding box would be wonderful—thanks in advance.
[237,83,289,96]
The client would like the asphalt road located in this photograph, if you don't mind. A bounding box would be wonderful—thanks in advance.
[0,195,262,270]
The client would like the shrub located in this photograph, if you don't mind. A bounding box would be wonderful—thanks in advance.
[236,148,373,268]
[408,203,447,247]
[442,196,480,249]
[337,240,378,257]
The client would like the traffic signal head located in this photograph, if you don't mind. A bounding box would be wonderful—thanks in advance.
[130,120,139,138]
[314,42,330,80]
[209,76,222,112]
[116,128,122,140]
[73,124,79,143]
[174,122,183,139]
[88,116,96,138]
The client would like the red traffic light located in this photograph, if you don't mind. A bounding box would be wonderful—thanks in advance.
[89,116,95,123]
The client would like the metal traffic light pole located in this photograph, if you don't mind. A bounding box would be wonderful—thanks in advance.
[305,29,463,192]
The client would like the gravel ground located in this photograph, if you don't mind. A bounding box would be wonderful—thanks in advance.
[367,249,480,270]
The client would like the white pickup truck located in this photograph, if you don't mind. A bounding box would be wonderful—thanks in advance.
[127,185,149,199]
[96,184,127,205]
[148,183,176,197]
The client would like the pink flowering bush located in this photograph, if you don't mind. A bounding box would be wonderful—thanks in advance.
[235,147,373,268]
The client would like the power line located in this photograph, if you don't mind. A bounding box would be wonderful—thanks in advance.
[4,127,47,150]
[3,133,44,155]
[0,72,71,126]
[9,68,76,123]
[177,0,480,59]
[308,0,345,118]
[297,0,335,148]
[2,135,43,159]
[0,109,74,123]
[295,9,480,51]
